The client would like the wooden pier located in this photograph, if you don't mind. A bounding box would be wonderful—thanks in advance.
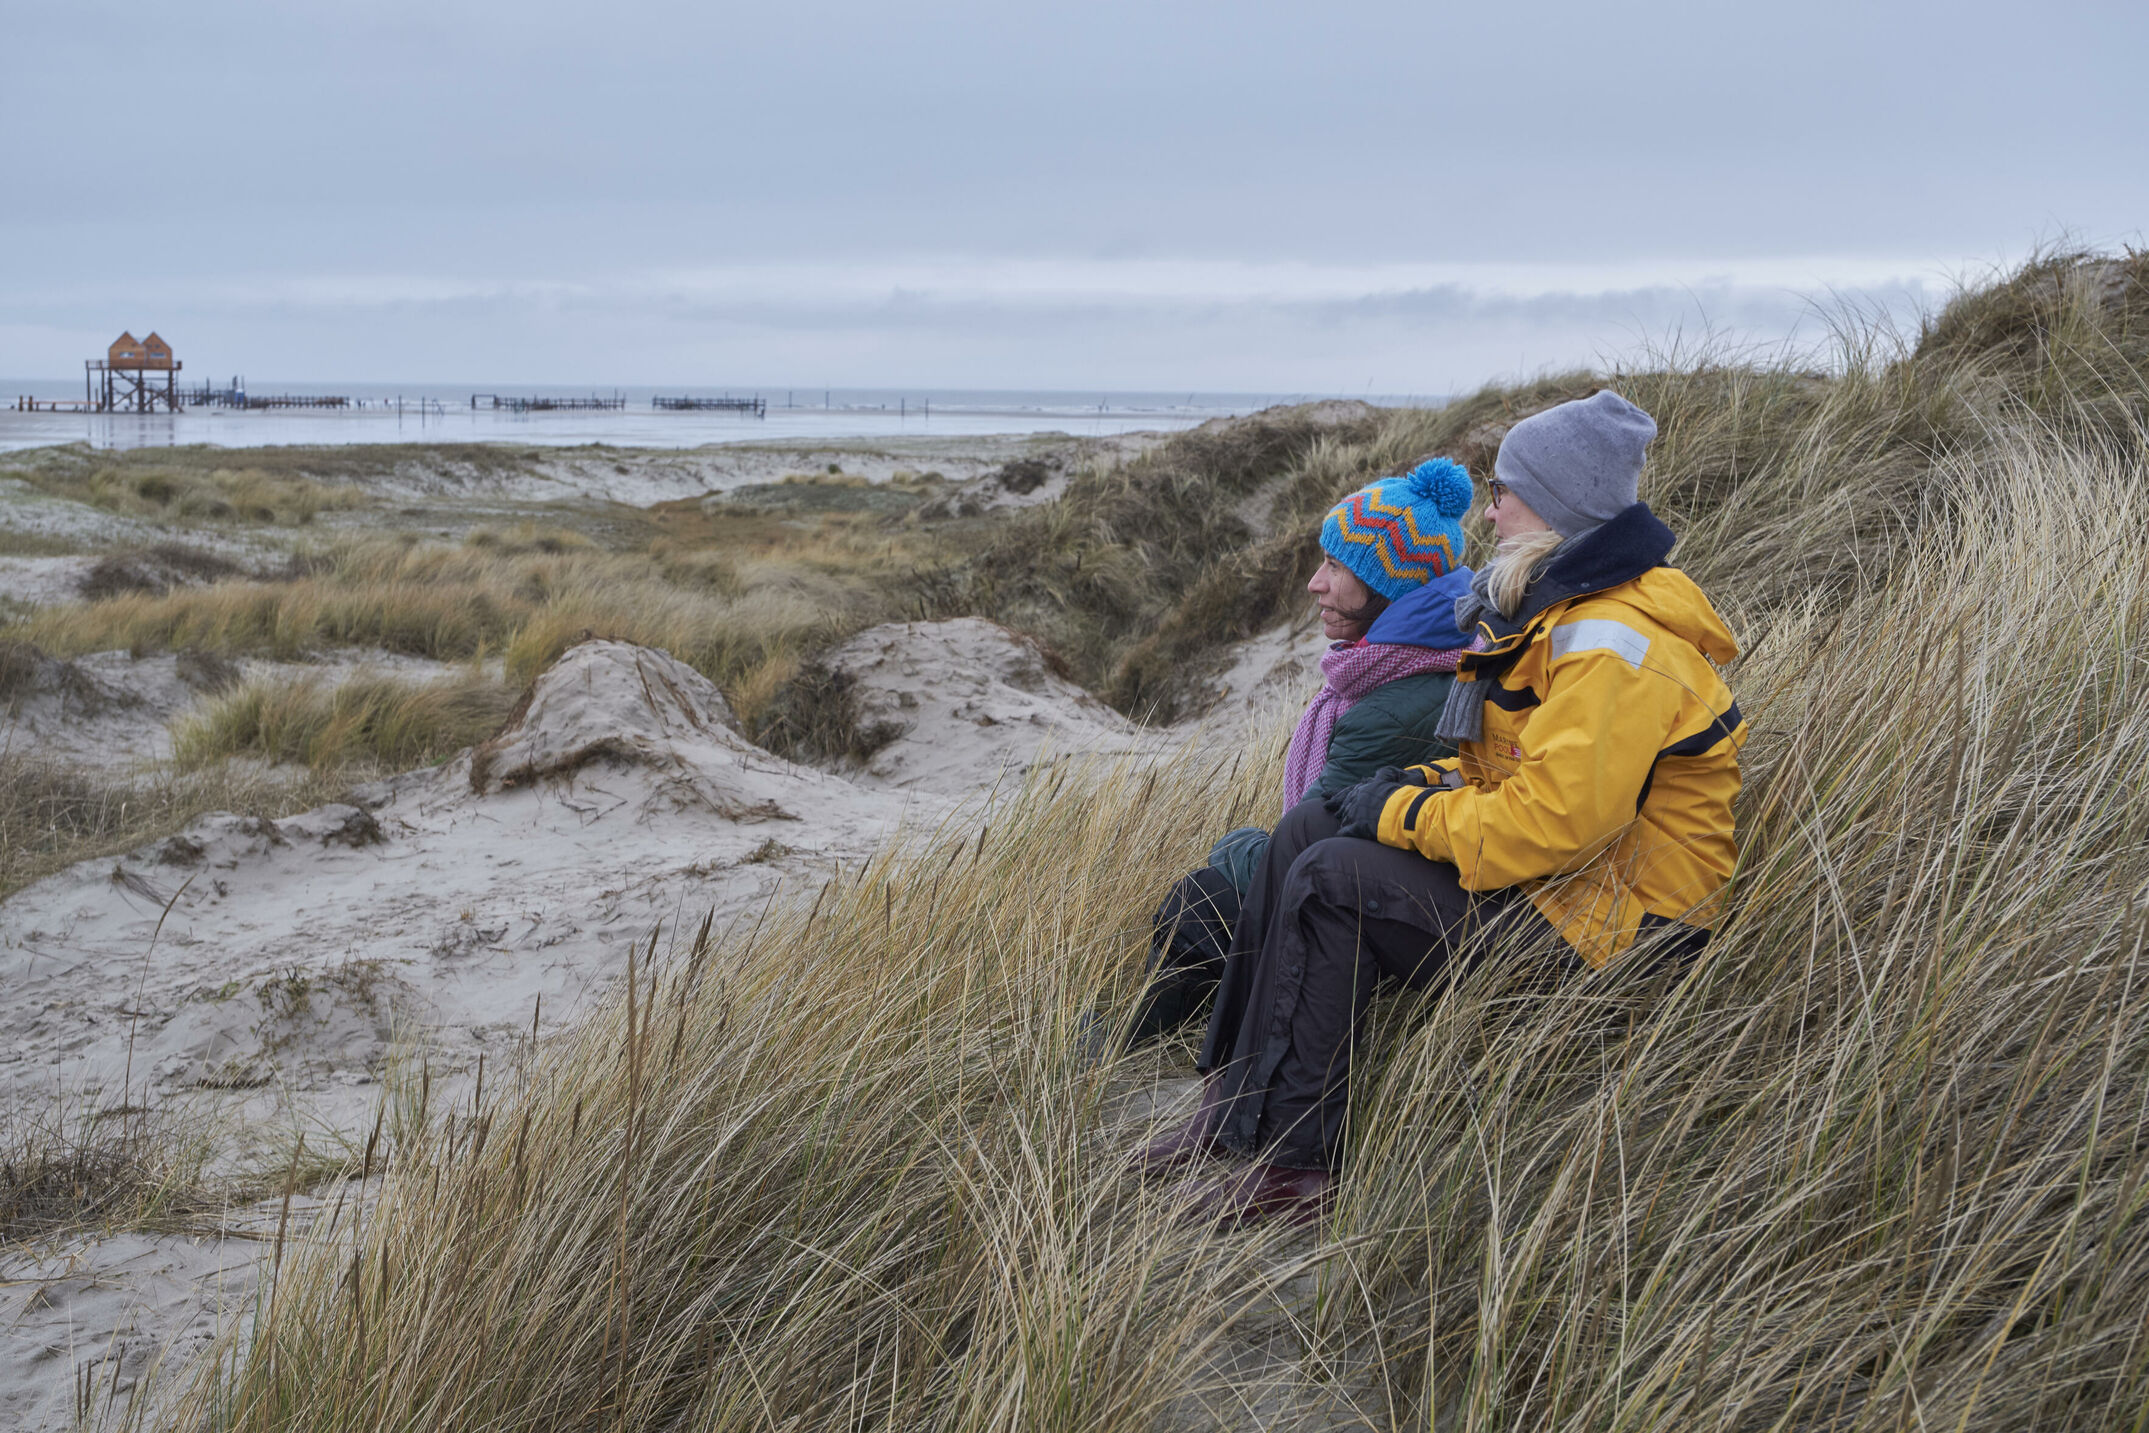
[235,394,349,409]
[181,387,350,409]
[179,377,251,407]
[13,396,97,412]
[470,394,627,413]
[652,395,765,416]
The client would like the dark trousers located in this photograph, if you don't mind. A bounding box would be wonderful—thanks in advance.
[1195,797,1565,1170]
[1127,864,1243,1046]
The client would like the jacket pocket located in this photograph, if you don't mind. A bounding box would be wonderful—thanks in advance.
[1530,859,1649,969]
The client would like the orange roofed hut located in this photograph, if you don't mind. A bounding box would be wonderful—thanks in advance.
[107,331,175,371]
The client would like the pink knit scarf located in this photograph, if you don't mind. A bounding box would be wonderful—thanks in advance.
[1280,641,1468,812]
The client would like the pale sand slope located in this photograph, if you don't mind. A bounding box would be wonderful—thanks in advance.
[0,556,100,609]
[0,621,1327,1427]
[822,617,1171,795]
[0,641,939,1152]
[0,1199,337,1432]
[821,615,1331,797]
[1199,616,1333,731]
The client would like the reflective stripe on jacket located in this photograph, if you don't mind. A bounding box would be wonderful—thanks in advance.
[1375,506,1744,967]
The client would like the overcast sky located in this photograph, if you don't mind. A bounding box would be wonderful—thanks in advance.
[3,0,2143,391]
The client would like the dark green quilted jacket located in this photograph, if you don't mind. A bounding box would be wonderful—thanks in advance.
[1207,669,1460,895]
[1310,669,1461,799]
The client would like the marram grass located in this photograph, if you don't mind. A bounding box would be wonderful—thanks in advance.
[154,433,2149,1430]
[171,667,521,775]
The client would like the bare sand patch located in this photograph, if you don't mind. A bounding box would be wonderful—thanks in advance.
[820,617,1171,794]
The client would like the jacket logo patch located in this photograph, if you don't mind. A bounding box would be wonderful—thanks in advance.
[1549,618,1651,670]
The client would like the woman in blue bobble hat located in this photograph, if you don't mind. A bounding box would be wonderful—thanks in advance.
[1125,458,1479,1046]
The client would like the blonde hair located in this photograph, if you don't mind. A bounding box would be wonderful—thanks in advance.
[1483,529,1566,618]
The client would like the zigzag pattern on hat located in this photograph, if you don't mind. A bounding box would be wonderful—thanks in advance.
[1329,489,1459,581]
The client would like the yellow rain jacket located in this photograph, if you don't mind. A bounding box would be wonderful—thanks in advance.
[1375,504,1745,967]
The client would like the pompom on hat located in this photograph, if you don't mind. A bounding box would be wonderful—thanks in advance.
[1320,457,1475,600]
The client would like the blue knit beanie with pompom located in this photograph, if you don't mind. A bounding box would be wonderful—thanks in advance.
[1319,457,1475,599]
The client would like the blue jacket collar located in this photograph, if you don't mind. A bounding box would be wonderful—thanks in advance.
[1364,565,1476,649]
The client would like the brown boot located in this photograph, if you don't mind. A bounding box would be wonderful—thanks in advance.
[1133,1072,1226,1175]
[1172,1159,1334,1228]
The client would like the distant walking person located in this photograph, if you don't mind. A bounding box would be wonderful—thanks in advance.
[1142,391,1747,1224]
[1125,458,1479,1045]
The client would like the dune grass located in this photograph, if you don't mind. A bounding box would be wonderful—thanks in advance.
[5,512,952,746]
[7,452,372,527]
[0,528,93,558]
[77,542,249,600]
[171,668,523,775]
[0,753,349,901]
[1094,250,2149,719]
[1,1102,217,1245]
[158,406,2149,1429]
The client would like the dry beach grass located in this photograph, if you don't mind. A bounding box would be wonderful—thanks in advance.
[6,448,374,528]
[6,510,937,745]
[122,255,2149,1430]
[0,1103,218,1247]
[170,668,522,776]
[0,749,348,901]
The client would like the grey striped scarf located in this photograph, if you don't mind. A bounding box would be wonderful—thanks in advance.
[1435,567,1503,744]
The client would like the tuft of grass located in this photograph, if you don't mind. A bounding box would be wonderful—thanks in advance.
[463,522,599,555]
[0,635,113,714]
[171,669,523,774]
[1,1104,216,1245]
[78,542,246,601]
[0,528,92,557]
[0,634,42,703]
[744,655,906,765]
[719,474,938,516]
[0,753,349,900]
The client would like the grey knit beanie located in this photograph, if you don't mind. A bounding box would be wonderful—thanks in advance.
[1494,391,1657,537]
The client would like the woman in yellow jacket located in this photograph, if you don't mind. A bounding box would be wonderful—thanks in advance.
[1143,391,1745,1224]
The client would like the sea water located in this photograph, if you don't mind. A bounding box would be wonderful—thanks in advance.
[0,383,1422,454]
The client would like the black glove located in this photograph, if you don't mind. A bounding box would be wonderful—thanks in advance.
[1321,766,1422,822]
[1326,773,1409,841]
